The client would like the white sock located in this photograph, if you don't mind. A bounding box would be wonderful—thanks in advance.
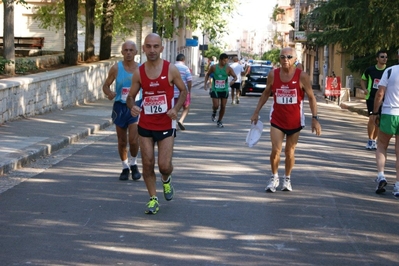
[272,173,278,178]
[130,156,137,166]
[122,160,129,169]
[151,195,158,201]
[284,175,290,180]
[395,181,399,187]
[378,172,384,178]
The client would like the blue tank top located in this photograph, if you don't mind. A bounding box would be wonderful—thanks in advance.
[114,61,142,103]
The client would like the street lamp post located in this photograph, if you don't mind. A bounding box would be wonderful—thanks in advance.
[312,45,320,90]
[152,0,157,33]
[199,33,205,77]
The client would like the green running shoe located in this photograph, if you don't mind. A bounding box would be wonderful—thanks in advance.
[162,176,174,201]
[145,197,159,214]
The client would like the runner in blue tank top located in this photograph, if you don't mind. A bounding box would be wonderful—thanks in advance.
[102,40,142,181]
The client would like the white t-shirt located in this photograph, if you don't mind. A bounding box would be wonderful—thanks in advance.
[230,62,244,83]
[378,65,399,115]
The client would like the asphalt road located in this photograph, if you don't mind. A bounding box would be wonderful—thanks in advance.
[0,84,398,266]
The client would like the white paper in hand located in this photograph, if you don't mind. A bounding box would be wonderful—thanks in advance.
[246,120,263,147]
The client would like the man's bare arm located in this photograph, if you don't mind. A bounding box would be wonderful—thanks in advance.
[250,71,274,124]
[102,64,118,100]
[170,64,187,114]
[127,69,141,117]
[301,71,321,135]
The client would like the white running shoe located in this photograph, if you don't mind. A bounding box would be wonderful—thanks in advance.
[371,140,377,150]
[365,140,373,150]
[265,176,279,193]
[281,178,292,191]
[375,175,387,194]
[393,184,399,197]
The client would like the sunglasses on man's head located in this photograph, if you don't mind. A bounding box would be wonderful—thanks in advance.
[280,55,294,59]
[379,56,388,59]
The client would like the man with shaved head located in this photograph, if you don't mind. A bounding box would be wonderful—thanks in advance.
[127,33,187,214]
[102,40,142,181]
[250,47,321,193]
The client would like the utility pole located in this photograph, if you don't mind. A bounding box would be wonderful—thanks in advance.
[152,0,157,33]
[312,45,320,90]
[199,33,205,77]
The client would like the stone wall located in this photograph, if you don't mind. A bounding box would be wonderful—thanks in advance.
[0,59,118,124]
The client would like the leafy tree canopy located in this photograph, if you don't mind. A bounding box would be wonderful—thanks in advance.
[307,0,399,72]
[262,49,280,66]
[33,0,237,43]
[271,4,284,21]
[204,44,223,60]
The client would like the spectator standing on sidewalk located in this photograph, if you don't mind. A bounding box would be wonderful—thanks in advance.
[204,53,238,128]
[229,56,245,104]
[360,50,388,150]
[127,33,187,214]
[102,40,142,181]
[250,47,321,193]
[174,54,192,130]
[373,64,399,196]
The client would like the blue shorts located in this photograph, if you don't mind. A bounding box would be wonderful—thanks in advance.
[112,100,142,129]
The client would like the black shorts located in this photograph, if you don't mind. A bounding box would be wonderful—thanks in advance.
[366,98,382,116]
[271,123,303,136]
[138,126,176,142]
[231,83,241,90]
[210,90,229,99]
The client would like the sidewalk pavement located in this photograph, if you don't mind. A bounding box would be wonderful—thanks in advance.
[0,74,366,176]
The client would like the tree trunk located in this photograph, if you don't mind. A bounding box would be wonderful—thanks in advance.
[64,0,78,65]
[99,0,115,60]
[3,0,15,75]
[84,0,96,61]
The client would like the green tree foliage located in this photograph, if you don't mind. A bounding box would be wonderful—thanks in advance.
[33,0,237,45]
[33,1,65,31]
[271,4,284,21]
[308,0,399,72]
[262,49,280,66]
[204,44,223,60]
[34,0,237,59]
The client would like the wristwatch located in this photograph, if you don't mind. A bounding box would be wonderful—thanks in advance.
[312,115,319,120]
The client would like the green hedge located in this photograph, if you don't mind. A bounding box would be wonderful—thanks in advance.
[0,57,38,74]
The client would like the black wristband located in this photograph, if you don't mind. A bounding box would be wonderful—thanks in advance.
[370,112,379,115]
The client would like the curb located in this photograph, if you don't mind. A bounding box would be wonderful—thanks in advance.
[0,119,113,176]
